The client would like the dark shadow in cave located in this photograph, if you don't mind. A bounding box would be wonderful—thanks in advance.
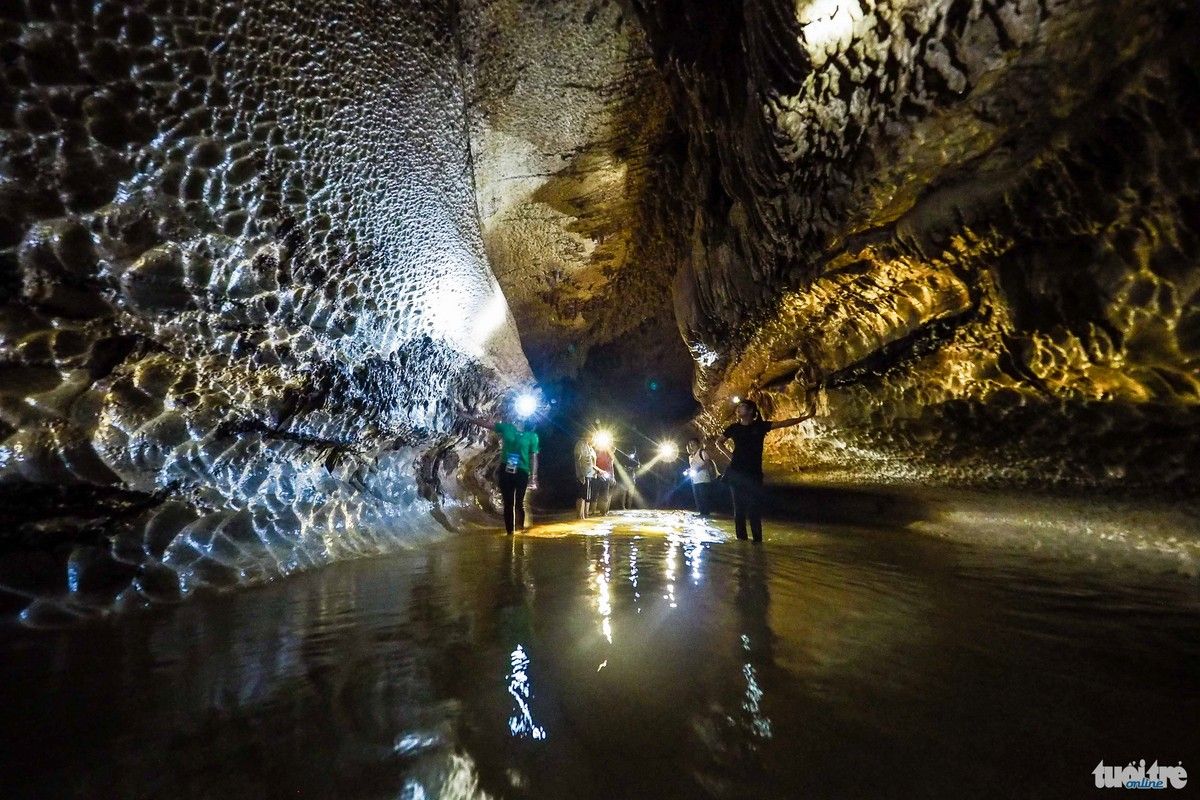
[526,318,700,511]
[760,482,936,529]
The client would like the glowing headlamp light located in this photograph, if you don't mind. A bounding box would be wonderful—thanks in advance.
[514,393,539,419]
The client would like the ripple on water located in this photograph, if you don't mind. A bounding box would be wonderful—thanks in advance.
[0,508,1197,799]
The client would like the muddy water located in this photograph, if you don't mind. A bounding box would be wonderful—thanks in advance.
[1,510,1197,799]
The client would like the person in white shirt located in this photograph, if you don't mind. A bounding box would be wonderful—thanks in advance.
[686,438,719,517]
[574,437,604,519]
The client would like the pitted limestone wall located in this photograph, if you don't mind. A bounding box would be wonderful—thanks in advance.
[632,0,1200,493]
[0,1,530,622]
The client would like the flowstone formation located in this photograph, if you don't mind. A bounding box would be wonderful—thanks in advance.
[0,0,529,622]
[634,0,1200,493]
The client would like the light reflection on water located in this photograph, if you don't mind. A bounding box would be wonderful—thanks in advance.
[1,509,1198,799]
[506,645,546,741]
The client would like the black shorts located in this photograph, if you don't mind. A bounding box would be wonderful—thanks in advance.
[576,478,593,501]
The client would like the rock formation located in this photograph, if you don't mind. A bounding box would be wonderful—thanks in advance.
[2,0,1198,617]
[458,0,1200,493]
[638,0,1200,492]
[0,0,528,621]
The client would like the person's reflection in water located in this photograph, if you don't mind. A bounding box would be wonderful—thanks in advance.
[496,539,547,743]
[464,537,542,797]
[734,548,774,745]
[488,538,585,799]
[694,547,777,790]
[496,538,533,663]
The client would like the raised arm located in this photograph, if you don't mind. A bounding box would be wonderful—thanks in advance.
[463,413,498,429]
[768,411,814,431]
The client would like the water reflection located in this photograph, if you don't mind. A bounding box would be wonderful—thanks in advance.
[665,537,677,608]
[506,645,547,741]
[594,538,613,644]
[1,510,1197,799]
[735,550,773,744]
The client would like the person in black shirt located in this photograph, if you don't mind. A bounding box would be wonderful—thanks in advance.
[717,399,813,542]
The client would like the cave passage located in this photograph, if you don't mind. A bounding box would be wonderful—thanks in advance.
[2,0,1199,597]
[2,0,1200,795]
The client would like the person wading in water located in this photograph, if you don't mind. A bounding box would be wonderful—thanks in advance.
[716,398,813,542]
[465,409,539,535]
[686,438,719,517]
[574,435,602,519]
[593,434,616,515]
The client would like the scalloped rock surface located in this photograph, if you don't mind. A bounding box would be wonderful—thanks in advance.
[0,0,528,621]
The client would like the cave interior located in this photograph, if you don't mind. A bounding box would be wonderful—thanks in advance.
[0,0,1198,609]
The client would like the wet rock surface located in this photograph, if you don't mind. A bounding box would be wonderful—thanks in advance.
[3,0,1200,614]
[0,1,529,619]
[633,0,1200,492]
[455,0,1200,493]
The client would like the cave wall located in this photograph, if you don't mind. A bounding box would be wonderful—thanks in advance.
[0,0,529,620]
[633,0,1200,493]
[460,0,691,382]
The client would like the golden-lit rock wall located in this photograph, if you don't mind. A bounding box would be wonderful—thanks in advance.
[635,0,1200,492]
[0,1,529,620]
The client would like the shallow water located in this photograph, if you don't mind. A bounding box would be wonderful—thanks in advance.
[2,509,1198,799]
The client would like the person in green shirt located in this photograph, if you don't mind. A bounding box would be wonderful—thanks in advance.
[465,411,540,535]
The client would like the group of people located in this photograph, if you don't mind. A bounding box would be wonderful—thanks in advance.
[572,434,640,519]
[467,397,814,542]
